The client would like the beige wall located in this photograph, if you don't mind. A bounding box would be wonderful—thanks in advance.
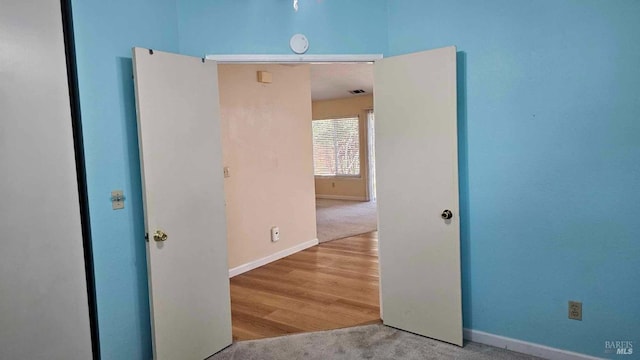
[218,64,317,269]
[312,94,373,200]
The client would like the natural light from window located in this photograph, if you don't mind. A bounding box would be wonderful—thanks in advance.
[312,117,360,177]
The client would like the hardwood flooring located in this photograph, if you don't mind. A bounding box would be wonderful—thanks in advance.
[230,231,381,341]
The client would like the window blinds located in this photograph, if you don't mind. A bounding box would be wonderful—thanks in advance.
[312,117,360,176]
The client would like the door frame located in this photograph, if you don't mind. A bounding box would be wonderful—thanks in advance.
[209,53,462,331]
[205,54,383,63]
[210,53,385,315]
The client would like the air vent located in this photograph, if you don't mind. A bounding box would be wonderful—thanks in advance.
[349,89,366,95]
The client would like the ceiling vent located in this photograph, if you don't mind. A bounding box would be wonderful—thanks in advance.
[349,89,366,95]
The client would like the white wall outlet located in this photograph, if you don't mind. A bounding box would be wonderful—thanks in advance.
[111,190,125,210]
[271,226,280,242]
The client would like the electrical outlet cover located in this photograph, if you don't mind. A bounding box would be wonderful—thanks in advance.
[271,226,280,242]
[111,190,125,210]
[568,301,582,320]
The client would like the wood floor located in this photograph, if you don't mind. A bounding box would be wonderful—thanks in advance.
[230,231,381,341]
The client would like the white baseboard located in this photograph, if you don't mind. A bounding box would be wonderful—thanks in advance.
[316,194,367,201]
[463,328,603,360]
[228,238,319,278]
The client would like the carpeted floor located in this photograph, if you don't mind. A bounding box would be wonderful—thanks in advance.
[316,199,378,243]
[208,324,544,360]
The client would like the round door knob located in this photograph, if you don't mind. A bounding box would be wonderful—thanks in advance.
[441,210,453,220]
[153,229,168,242]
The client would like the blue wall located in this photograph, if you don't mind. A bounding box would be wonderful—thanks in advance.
[71,0,179,359]
[388,0,640,358]
[72,0,639,358]
[177,0,388,56]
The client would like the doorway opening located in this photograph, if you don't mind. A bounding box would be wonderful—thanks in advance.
[218,62,381,341]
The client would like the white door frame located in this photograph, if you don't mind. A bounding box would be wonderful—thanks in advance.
[205,54,383,63]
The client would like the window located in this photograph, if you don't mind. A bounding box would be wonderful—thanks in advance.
[312,117,360,177]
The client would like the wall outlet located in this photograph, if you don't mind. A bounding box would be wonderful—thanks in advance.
[568,301,582,321]
[270,226,280,242]
[111,190,125,210]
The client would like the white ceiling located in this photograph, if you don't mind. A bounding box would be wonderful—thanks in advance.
[310,63,373,101]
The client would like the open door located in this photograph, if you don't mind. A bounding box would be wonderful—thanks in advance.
[375,46,462,346]
[132,48,232,359]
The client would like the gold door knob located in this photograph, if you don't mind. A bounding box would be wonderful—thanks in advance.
[153,229,168,242]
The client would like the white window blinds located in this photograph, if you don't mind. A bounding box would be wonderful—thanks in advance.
[312,117,360,176]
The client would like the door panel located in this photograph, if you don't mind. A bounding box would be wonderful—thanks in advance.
[375,46,462,346]
[132,48,232,360]
[1,1,93,358]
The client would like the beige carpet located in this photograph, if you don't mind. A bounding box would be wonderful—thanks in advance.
[315,199,378,243]
[209,324,544,360]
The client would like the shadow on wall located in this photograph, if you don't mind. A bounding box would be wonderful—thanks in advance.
[456,51,472,329]
[116,56,153,356]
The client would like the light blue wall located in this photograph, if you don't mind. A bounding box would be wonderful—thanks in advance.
[70,0,179,359]
[388,0,640,358]
[177,0,388,56]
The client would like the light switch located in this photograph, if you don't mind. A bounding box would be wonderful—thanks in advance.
[223,166,230,178]
[111,190,125,210]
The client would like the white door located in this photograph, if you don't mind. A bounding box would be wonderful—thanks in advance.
[132,48,232,360]
[375,46,462,346]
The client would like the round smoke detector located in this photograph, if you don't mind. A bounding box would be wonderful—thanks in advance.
[289,34,309,54]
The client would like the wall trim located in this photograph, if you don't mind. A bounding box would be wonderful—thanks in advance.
[229,238,319,278]
[205,54,383,64]
[316,195,367,201]
[463,328,603,360]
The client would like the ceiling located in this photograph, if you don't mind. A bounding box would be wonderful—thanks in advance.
[310,63,373,101]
